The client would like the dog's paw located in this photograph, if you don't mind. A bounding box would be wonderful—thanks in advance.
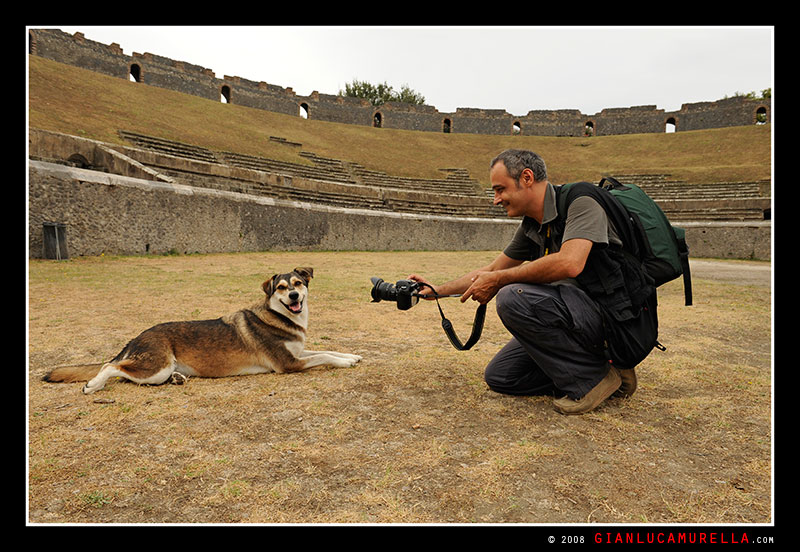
[81,382,100,394]
[331,355,361,368]
[341,354,362,366]
[170,372,188,385]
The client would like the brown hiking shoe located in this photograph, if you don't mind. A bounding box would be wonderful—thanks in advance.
[553,366,622,415]
[612,367,637,398]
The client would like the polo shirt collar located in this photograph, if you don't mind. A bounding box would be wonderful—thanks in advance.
[521,182,558,236]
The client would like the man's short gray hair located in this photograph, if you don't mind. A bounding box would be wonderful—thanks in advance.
[490,149,547,183]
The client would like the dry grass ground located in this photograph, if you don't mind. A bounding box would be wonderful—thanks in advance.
[27,251,772,525]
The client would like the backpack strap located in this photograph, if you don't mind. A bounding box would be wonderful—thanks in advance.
[673,227,693,306]
[554,181,643,259]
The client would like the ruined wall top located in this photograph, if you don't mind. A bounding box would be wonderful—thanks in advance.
[29,28,771,137]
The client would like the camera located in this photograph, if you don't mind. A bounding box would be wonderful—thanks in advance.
[370,277,422,310]
[369,275,487,351]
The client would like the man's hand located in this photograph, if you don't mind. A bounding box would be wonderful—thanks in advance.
[461,271,502,305]
[407,274,437,300]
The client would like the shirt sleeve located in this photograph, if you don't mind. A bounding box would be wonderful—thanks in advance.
[562,196,610,246]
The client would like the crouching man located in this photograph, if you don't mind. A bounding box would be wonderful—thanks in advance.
[410,149,654,415]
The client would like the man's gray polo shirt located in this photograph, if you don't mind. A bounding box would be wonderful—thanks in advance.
[503,182,620,284]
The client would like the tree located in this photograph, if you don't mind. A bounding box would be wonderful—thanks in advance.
[725,88,771,101]
[393,84,426,106]
[339,79,425,107]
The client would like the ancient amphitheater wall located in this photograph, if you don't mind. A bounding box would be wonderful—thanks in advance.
[29,28,771,137]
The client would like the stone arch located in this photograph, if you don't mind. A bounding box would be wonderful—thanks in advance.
[67,153,91,168]
[584,121,595,137]
[665,117,677,133]
[129,63,141,83]
[512,121,521,135]
[755,106,768,125]
[299,103,309,119]
[220,85,231,104]
[373,112,383,128]
[442,118,451,133]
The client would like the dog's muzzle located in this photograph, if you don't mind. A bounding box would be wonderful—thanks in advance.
[284,291,303,314]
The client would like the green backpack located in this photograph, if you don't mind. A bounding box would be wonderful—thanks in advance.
[599,176,692,306]
[557,176,692,306]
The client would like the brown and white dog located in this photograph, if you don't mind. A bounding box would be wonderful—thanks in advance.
[42,267,361,394]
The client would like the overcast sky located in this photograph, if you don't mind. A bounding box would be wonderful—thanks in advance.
[46,26,773,117]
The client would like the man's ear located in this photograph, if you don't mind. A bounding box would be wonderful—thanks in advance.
[519,167,536,187]
[262,274,279,297]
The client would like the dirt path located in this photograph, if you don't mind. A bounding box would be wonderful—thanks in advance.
[690,259,771,287]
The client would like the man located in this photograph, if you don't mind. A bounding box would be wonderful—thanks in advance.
[409,149,641,415]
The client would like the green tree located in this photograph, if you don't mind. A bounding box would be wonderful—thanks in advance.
[725,88,771,100]
[339,79,425,107]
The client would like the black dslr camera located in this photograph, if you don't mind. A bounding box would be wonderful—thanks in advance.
[368,275,487,351]
[369,277,424,310]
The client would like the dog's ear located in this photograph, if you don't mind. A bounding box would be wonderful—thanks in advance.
[293,267,313,284]
[262,274,279,297]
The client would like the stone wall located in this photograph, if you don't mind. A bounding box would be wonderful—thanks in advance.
[28,161,771,261]
[29,28,771,137]
[28,161,520,258]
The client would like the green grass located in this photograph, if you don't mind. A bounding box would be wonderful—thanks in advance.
[29,55,771,186]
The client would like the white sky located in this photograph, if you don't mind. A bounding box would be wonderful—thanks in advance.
[45,26,773,117]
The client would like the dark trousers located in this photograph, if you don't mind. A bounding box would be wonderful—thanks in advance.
[485,283,610,400]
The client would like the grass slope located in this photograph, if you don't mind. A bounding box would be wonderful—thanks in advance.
[29,55,771,186]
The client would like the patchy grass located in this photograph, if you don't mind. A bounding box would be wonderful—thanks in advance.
[28,251,771,524]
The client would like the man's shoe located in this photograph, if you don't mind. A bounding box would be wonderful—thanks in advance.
[612,367,637,398]
[553,366,622,415]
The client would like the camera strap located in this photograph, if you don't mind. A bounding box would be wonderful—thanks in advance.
[433,296,487,351]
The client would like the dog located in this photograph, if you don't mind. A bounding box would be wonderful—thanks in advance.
[42,267,362,394]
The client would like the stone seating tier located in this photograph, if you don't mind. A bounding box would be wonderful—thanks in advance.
[119,130,484,198]
[116,130,769,222]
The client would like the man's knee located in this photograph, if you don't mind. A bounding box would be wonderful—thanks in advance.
[496,283,562,330]
[495,284,522,323]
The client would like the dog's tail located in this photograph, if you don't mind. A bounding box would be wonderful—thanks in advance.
[42,363,104,383]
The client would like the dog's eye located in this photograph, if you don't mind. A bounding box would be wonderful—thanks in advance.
[294,281,303,287]
[276,284,288,291]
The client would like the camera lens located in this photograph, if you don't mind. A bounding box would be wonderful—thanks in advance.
[370,277,396,302]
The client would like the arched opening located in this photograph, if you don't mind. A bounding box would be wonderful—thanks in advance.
[584,121,595,137]
[67,153,91,169]
[220,85,231,104]
[299,103,309,119]
[373,112,383,128]
[442,118,451,134]
[755,106,767,125]
[129,63,141,83]
[665,117,677,133]
[512,121,521,135]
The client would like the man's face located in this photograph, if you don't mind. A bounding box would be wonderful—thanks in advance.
[490,161,530,218]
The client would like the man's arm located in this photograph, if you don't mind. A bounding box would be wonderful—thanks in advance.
[408,252,523,298]
[460,238,593,304]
